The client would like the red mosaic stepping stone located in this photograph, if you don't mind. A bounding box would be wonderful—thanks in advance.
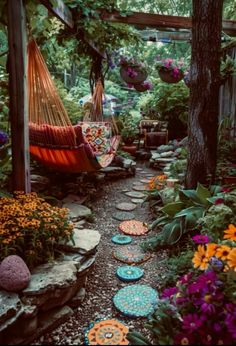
[119,220,149,236]
[113,245,151,264]
[116,202,137,211]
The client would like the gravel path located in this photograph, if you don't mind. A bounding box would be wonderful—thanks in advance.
[33,162,168,345]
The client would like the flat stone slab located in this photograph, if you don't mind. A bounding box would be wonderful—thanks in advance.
[0,291,22,326]
[116,202,137,211]
[62,194,87,205]
[112,212,135,221]
[62,203,92,221]
[125,191,146,199]
[132,185,149,192]
[60,229,101,255]
[22,262,77,296]
[131,199,144,204]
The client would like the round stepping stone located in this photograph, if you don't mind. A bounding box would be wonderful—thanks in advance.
[116,266,144,282]
[112,212,135,221]
[112,235,132,245]
[116,202,136,211]
[119,220,149,236]
[140,179,150,183]
[113,245,151,264]
[84,319,129,345]
[125,191,146,199]
[113,284,158,317]
[131,198,144,204]
[132,185,149,192]
[136,168,143,171]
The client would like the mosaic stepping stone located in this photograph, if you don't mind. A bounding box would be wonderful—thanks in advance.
[119,220,149,236]
[112,235,132,245]
[113,245,151,264]
[113,284,158,317]
[112,212,135,221]
[132,185,149,192]
[125,191,146,199]
[85,319,129,345]
[116,266,144,282]
[131,198,145,204]
[116,202,136,211]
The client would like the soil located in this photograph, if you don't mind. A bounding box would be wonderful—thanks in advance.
[32,162,168,345]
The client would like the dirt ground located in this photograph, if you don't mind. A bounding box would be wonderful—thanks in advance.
[32,162,168,345]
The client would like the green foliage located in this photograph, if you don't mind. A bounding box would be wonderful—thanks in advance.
[126,331,150,345]
[143,183,222,250]
[0,142,12,190]
[0,192,74,268]
[119,112,140,140]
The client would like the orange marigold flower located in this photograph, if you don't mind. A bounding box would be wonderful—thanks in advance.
[227,248,236,272]
[215,245,232,261]
[223,224,236,241]
[192,245,209,270]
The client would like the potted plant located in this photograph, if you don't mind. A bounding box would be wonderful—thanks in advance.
[119,56,148,85]
[156,57,185,83]
[222,166,236,185]
[120,116,139,145]
[134,80,153,92]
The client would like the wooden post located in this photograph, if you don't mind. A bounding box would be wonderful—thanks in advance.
[7,0,31,193]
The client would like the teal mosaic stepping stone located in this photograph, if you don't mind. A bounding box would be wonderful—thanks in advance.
[116,266,144,282]
[112,235,132,245]
[113,284,158,317]
[112,212,135,221]
[125,191,146,199]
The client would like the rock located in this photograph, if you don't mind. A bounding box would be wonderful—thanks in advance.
[116,202,137,211]
[160,151,174,158]
[123,158,136,169]
[156,144,174,153]
[59,229,101,256]
[125,191,146,199]
[132,185,149,192]
[112,212,135,221]
[62,203,92,221]
[0,255,31,292]
[62,194,88,205]
[31,175,50,192]
[77,255,96,276]
[0,291,22,326]
[151,153,161,160]
[131,199,144,204]
[69,288,86,307]
[178,136,188,147]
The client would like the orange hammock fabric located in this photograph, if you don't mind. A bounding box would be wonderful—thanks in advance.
[27,40,120,173]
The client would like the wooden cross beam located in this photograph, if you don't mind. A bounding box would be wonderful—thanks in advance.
[99,10,236,37]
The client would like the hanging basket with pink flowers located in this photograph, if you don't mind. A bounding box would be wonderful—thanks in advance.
[156,58,185,84]
[134,80,153,92]
[119,57,148,84]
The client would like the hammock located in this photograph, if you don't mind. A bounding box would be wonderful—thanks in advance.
[27,40,120,173]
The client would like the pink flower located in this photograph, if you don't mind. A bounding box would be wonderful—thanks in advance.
[192,234,209,244]
[214,198,224,205]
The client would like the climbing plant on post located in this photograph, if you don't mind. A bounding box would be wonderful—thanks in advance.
[185,0,223,188]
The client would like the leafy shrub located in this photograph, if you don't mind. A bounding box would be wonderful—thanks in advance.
[0,192,74,268]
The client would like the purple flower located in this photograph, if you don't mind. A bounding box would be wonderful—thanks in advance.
[225,309,236,338]
[161,286,177,299]
[0,130,8,147]
[210,257,224,271]
[174,332,195,345]
[182,313,205,332]
[192,234,210,244]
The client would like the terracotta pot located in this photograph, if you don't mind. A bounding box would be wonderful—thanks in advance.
[122,144,137,156]
[123,137,135,145]
[158,68,184,84]
[120,66,148,84]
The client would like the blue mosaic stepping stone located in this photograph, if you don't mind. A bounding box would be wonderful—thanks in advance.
[116,266,144,282]
[113,284,158,317]
[112,235,132,245]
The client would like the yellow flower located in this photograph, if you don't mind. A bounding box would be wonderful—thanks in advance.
[227,248,236,271]
[223,224,236,241]
[192,245,209,270]
[215,245,232,261]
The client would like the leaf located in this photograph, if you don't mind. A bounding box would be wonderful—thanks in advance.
[175,206,205,219]
[196,183,211,205]
[181,189,201,204]
[150,216,169,230]
[161,201,185,217]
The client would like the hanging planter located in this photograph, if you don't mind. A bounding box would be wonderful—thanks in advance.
[120,65,148,84]
[158,68,184,84]
[134,80,153,92]
[119,57,148,85]
[156,58,185,84]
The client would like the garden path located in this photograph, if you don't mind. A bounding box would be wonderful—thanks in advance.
[33,162,168,345]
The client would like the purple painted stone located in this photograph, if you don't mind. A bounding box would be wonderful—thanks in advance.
[0,255,31,292]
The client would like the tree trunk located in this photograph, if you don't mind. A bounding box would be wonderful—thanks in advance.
[185,0,223,188]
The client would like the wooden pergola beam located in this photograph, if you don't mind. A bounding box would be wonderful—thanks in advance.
[99,10,236,36]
